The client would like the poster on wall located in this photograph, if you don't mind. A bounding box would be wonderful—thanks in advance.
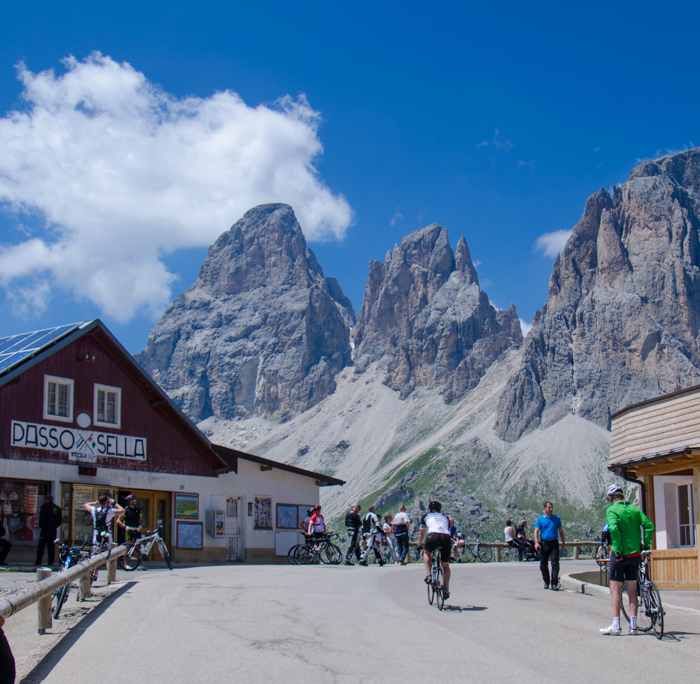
[214,510,225,538]
[254,496,272,530]
[276,504,298,529]
[176,521,203,549]
[226,496,238,517]
[175,492,199,519]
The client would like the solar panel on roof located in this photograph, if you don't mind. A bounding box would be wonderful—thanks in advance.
[0,322,85,375]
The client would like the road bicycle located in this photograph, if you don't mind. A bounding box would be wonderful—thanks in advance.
[426,548,446,610]
[51,542,90,619]
[459,533,492,563]
[123,525,172,571]
[288,533,342,565]
[621,550,664,639]
[596,540,611,567]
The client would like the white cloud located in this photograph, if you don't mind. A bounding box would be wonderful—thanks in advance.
[519,318,532,337]
[0,53,353,322]
[476,128,513,152]
[390,207,403,226]
[534,229,572,258]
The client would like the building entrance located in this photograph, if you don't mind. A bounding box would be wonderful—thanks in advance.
[116,489,171,560]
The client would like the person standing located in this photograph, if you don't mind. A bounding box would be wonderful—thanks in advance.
[534,501,566,590]
[84,495,124,548]
[393,505,410,564]
[359,505,385,566]
[600,483,654,636]
[118,495,145,569]
[306,505,325,539]
[0,517,11,566]
[344,504,362,565]
[383,514,399,564]
[35,494,62,566]
[504,519,522,561]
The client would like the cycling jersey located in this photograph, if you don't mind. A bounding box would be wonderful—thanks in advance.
[606,501,653,557]
[420,512,450,535]
[310,513,325,533]
[124,506,141,528]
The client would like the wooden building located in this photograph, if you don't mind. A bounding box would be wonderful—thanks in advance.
[610,387,700,590]
[0,320,343,565]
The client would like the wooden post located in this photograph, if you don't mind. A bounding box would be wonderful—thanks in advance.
[107,558,117,585]
[78,574,91,601]
[494,546,501,562]
[36,568,52,635]
[573,544,579,560]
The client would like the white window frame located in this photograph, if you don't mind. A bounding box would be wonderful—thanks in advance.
[43,375,74,423]
[93,383,122,429]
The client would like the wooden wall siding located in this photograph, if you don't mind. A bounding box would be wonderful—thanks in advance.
[651,549,699,591]
[611,388,700,465]
[0,331,216,476]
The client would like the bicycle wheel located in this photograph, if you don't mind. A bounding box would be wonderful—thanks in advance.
[427,575,435,605]
[596,544,610,567]
[52,584,69,619]
[435,563,445,610]
[321,543,342,565]
[287,544,301,564]
[124,546,140,571]
[646,581,664,639]
[621,583,652,631]
[158,542,173,570]
[477,545,493,563]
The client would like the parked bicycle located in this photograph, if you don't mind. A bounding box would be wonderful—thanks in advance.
[426,547,447,610]
[459,533,492,563]
[287,533,342,565]
[621,550,665,639]
[123,525,172,571]
[51,542,90,619]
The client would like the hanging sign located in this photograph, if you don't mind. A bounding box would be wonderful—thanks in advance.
[10,420,147,463]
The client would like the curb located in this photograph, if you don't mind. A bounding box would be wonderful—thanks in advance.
[560,573,700,615]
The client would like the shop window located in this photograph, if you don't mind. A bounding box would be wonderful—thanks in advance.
[0,480,51,542]
[94,384,122,428]
[43,375,74,422]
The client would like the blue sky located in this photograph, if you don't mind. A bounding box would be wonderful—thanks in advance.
[1,1,698,353]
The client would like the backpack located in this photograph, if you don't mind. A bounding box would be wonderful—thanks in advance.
[345,511,357,529]
[94,507,109,536]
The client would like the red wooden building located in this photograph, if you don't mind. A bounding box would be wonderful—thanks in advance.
[1,320,342,564]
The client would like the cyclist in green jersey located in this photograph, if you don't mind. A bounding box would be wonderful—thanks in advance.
[599,483,654,636]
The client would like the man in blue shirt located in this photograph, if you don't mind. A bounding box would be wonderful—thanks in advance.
[534,501,566,590]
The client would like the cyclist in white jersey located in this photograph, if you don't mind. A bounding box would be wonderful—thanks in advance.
[418,501,451,599]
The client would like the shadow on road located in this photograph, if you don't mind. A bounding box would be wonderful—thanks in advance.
[658,631,700,642]
[20,582,136,684]
[442,605,488,612]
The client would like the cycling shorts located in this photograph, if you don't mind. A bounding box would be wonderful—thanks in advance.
[424,533,452,563]
[609,552,640,582]
[126,528,142,542]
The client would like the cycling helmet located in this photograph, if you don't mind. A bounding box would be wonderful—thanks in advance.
[428,500,442,512]
[605,483,623,500]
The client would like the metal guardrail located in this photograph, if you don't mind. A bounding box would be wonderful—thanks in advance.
[407,540,598,562]
[0,544,128,633]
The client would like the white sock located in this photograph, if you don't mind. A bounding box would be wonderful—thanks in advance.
[613,617,621,630]
[630,616,637,630]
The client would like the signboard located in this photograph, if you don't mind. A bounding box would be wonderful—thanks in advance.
[11,420,147,463]
[254,496,272,530]
[214,510,225,538]
[176,521,203,549]
[175,492,199,519]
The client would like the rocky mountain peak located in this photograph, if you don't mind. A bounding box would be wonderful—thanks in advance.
[353,222,522,400]
[496,148,700,442]
[136,204,354,422]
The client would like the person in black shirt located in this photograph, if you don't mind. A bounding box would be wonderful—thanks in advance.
[35,494,62,566]
[344,504,362,565]
[118,495,145,569]
[0,615,16,684]
[0,517,10,566]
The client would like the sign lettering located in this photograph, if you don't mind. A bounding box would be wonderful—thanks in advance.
[11,420,147,463]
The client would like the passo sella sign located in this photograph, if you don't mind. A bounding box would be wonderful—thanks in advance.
[10,420,147,463]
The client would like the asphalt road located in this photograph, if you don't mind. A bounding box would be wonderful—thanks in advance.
[5,560,700,684]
